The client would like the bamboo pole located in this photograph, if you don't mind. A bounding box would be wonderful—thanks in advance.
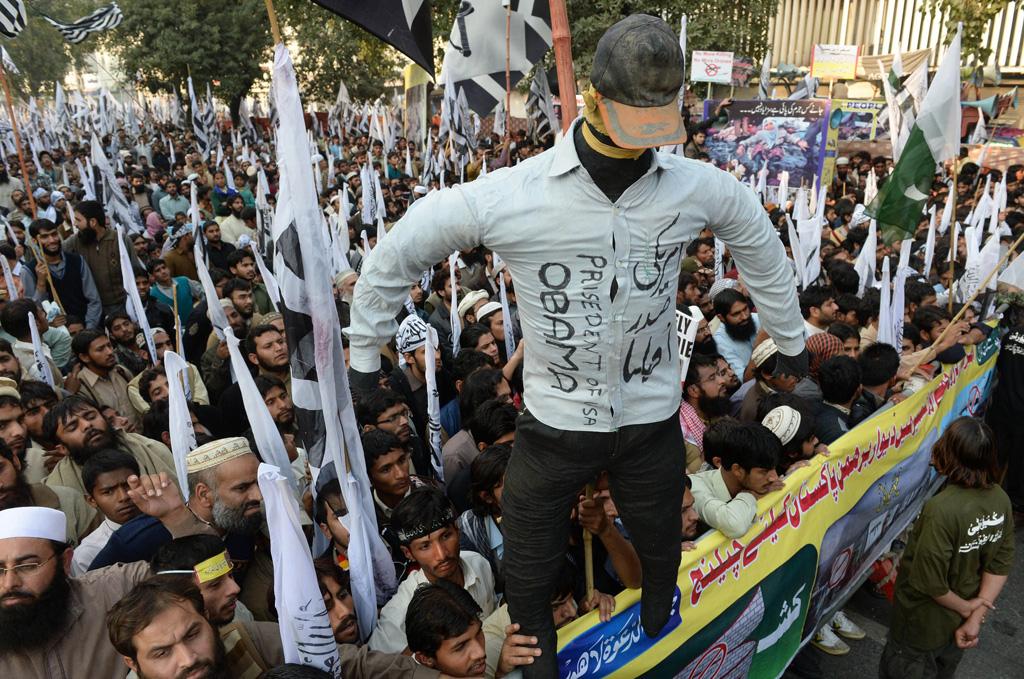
[948,162,959,314]
[504,3,512,168]
[172,280,181,354]
[909,229,1024,377]
[26,238,64,313]
[264,0,282,45]
[583,483,595,603]
[549,0,577,133]
[0,61,37,219]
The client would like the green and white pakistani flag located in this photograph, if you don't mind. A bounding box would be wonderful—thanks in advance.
[867,24,961,245]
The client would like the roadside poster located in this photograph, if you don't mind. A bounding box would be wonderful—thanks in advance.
[692,50,734,84]
[811,44,860,80]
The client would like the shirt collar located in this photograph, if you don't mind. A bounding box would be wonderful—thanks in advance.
[547,118,672,178]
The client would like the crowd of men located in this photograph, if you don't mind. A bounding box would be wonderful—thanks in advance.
[0,99,1019,679]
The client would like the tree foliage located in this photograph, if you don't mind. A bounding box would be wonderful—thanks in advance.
[274,0,402,104]
[101,0,269,118]
[563,0,778,86]
[0,0,96,98]
[920,0,1011,67]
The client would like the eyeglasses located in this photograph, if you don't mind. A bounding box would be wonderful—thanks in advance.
[0,554,56,578]
[698,369,730,386]
[377,409,411,426]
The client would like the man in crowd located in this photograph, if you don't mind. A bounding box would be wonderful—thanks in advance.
[226,250,274,315]
[680,352,733,474]
[70,450,142,574]
[158,178,190,222]
[690,420,783,538]
[370,487,496,653]
[22,219,102,330]
[68,329,141,430]
[712,288,762,379]
[65,200,144,315]
[42,395,176,496]
[800,285,839,337]
[217,324,290,436]
[202,219,237,271]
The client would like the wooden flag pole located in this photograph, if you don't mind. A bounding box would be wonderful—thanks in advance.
[172,280,181,353]
[264,0,282,45]
[549,0,576,133]
[27,238,64,314]
[909,228,1024,377]
[0,61,37,219]
[947,161,959,314]
[504,3,512,168]
[583,483,595,603]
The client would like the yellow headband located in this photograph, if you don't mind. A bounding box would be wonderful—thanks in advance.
[159,551,233,584]
[581,86,645,160]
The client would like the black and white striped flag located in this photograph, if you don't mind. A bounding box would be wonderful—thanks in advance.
[526,67,557,141]
[203,83,217,147]
[441,0,552,117]
[187,76,208,156]
[43,2,122,44]
[0,0,26,39]
[270,42,397,637]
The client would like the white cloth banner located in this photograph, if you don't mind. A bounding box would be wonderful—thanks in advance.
[163,351,196,502]
[448,252,460,357]
[27,312,55,389]
[423,326,444,483]
[224,334,296,490]
[117,230,157,363]
[258,463,341,676]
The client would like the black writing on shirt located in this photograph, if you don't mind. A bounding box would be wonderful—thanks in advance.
[537,255,609,426]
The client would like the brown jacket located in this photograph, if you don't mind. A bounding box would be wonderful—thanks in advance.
[0,560,151,679]
[63,227,143,308]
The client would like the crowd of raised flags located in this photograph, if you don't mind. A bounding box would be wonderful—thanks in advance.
[0,1,1019,677]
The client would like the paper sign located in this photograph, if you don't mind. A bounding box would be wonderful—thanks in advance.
[811,44,859,80]
[194,551,232,584]
[675,309,700,382]
[691,51,734,84]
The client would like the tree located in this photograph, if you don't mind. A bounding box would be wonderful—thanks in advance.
[563,1,778,86]
[274,0,402,104]
[101,0,270,121]
[920,0,1012,68]
[0,0,96,98]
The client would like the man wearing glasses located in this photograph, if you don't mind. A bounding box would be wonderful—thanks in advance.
[680,353,734,474]
[0,506,151,678]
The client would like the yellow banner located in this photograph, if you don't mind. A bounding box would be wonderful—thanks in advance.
[556,330,1000,678]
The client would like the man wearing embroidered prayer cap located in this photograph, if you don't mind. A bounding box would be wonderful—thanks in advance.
[349,14,807,674]
[739,339,799,422]
[0,505,154,678]
[95,437,277,622]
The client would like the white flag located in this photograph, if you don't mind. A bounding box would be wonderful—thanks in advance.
[497,263,516,362]
[164,351,196,502]
[877,257,894,348]
[117,232,157,363]
[854,220,879,295]
[250,239,280,311]
[258,463,341,675]
[0,255,17,300]
[27,311,55,389]
[224,334,295,488]
[423,326,444,483]
[448,252,460,356]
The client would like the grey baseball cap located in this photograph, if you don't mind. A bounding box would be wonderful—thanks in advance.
[590,14,687,149]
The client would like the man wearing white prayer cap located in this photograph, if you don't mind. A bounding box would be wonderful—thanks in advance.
[0,505,152,678]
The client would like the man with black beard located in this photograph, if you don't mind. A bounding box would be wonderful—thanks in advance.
[41,395,177,497]
[65,200,144,315]
[0,506,152,679]
[217,325,291,436]
[680,353,733,473]
[0,160,25,210]
[687,304,718,356]
[711,288,761,379]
